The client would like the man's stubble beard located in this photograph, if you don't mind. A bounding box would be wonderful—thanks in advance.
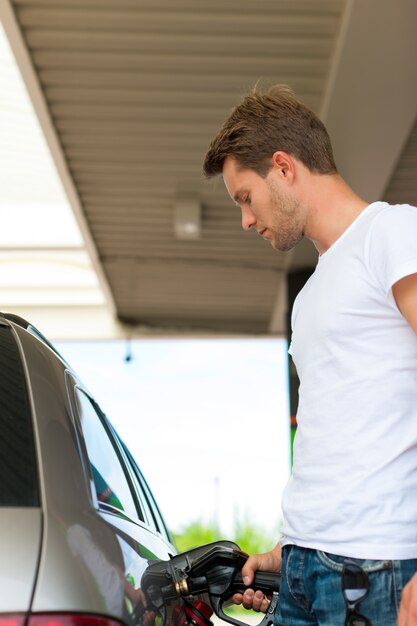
[267,179,304,252]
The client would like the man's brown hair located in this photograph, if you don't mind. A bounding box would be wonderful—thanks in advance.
[203,84,337,178]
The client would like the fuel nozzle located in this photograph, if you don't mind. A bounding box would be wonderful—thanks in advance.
[142,541,280,626]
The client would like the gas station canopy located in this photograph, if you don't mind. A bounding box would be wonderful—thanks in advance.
[1,0,417,339]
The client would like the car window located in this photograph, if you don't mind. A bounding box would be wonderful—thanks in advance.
[102,422,155,530]
[124,443,172,543]
[74,387,138,521]
[0,324,39,506]
[123,451,159,534]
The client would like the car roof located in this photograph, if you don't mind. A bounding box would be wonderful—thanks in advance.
[0,312,70,367]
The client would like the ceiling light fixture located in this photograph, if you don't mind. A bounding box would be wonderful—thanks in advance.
[174,199,201,240]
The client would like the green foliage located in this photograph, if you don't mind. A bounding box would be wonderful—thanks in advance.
[232,515,277,555]
[172,519,222,553]
[172,516,278,555]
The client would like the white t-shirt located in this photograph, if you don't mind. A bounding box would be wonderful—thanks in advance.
[281,201,417,559]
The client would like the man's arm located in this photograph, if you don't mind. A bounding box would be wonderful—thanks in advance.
[398,574,417,626]
[392,272,417,625]
[392,273,417,333]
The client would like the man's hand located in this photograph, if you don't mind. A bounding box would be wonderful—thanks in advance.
[232,544,282,613]
[398,573,417,626]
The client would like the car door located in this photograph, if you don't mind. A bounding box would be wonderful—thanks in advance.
[67,373,179,626]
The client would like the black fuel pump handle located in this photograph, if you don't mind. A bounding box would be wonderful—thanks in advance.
[210,589,279,626]
[208,570,280,626]
[232,571,281,593]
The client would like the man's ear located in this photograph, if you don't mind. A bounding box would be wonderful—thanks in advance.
[271,151,295,182]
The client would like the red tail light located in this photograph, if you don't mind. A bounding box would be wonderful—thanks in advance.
[0,616,125,626]
[29,616,125,626]
[0,616,25,626]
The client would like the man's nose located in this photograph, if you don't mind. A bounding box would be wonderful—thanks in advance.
[241,207,256,231]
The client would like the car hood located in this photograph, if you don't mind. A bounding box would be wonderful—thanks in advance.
[0,508,42,611]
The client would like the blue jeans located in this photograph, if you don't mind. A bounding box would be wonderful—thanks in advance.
[274,545,417,626]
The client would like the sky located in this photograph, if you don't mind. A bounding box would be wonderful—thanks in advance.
[56,337,291,541]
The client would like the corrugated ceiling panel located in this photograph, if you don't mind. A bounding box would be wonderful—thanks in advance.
[384,116,417,207]
[106,259,282,333]
[11,0,346,333]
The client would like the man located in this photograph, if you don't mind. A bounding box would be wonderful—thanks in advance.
[203,85,417,626]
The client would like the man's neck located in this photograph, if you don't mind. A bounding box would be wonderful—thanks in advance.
[301,174,368,255]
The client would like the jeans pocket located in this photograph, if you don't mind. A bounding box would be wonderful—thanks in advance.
[316,550,392,573]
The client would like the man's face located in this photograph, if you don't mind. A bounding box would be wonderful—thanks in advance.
[222,156,304,252]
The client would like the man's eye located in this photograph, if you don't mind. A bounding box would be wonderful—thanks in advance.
[244,196,251,205]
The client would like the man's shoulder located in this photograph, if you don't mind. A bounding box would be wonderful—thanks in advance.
[365,202,417,287]
[367,201,417,233]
